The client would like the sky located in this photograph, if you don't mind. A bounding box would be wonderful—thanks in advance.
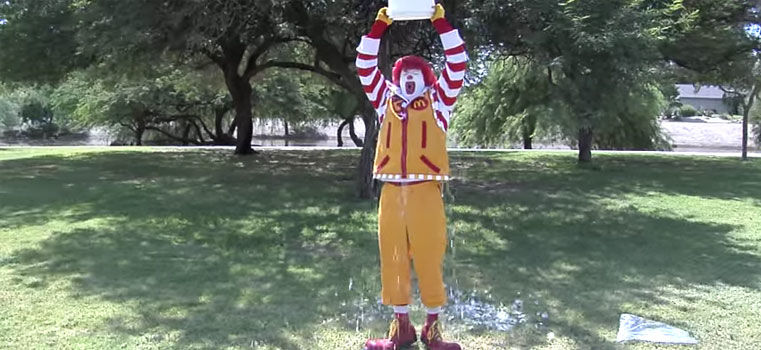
[748,24,761,38]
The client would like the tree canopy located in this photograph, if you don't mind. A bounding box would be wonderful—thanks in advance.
[2,0,760,196]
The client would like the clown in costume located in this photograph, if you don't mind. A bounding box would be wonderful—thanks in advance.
[356,4,467,350]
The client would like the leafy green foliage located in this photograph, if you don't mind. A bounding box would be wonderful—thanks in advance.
[50,66,230,144]
[0,85,22,131]
[19,100,58,137]
[679,104,698,117]
[0,0,88,82]
[0,85,78,138]
[454,56,669,151]
[453,58,560,148]
[659,1,756,75]
[593,84,669,150]
[457,0,754,159]
[254,69,324,127]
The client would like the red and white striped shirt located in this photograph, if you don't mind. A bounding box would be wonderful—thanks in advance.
[356,18,467,132]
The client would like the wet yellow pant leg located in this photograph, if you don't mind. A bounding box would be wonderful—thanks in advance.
[378,183,412,306]
[407,181,448,308]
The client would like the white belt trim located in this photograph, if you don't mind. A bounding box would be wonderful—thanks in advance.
[373,173,451,181]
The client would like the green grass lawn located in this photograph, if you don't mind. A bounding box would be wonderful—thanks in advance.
[1,147,760,349]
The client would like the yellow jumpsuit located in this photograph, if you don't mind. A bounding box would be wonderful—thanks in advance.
[374,91,450,308]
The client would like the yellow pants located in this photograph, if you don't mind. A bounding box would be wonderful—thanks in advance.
[378,181,447,308]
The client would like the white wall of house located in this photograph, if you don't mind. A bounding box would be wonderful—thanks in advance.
[678,97,731,114]
[676,84,733,114]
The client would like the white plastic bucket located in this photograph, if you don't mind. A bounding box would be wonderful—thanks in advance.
[388,0,436,21]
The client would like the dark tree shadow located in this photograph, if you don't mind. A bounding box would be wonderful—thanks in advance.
[1,150,760,348]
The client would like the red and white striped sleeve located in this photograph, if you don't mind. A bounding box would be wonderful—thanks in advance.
[432,18,467,132]
[356,21,391,124]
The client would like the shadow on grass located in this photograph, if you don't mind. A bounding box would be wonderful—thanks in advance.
[452,152,761,203]
[1,150,760,348]
[2,150,376,348]
[448,193,758,347]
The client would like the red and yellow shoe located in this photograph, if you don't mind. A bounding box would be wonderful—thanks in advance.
[421,315,461,350]
[364,313,417,350]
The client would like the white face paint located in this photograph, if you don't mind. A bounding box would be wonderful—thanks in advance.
[400,68,426,100]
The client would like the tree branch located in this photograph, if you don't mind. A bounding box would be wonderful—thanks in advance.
[145,126,204,145]
[200,46,225,68]
[191,117,215,140]
[243,37,310,78]
[188,119,207,143]
[246,59,343,81]
[118,122,137,133]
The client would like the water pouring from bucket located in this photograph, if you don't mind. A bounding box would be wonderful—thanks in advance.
[387,0,436,21]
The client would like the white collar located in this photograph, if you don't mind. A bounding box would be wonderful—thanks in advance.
[388,82,429,102]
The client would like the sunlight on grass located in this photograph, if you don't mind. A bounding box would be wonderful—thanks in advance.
[1,147,760,349]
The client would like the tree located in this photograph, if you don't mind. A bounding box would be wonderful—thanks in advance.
[283,0,456,197]
[453,57,557,149]
[253,69,327,138]
[0,0,88,83]
[668,1,761,160]
[459,0,696,161]
[717,58,761,161]
[2,0,316,153]
[302,83,362,147]
[51,67,232,146]
[455,57,669,151]
[0,85,77,139]
[73,0,309,154]
[0,85,22,132]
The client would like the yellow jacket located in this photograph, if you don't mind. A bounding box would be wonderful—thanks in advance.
[373,91,450,181]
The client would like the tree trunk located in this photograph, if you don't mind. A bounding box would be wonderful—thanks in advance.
[523,135,533,149]
[337,118,349,147]
[182,122,191,146]
[348,116,363,147]
[134,120,145,146]
[522,114,536,149]
[741,86,758,161]
[357,106,378,199]
[292,13,384,197]
[284,119,289,138]
[743,109,750,161]
[228,116,238,137]
[578,127,593,163]
[225,69,256,155]
[214,106,236,145]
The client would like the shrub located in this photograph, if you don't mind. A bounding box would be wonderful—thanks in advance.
[679,105,698,117]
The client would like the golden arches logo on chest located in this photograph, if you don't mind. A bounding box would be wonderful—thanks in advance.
[411,97,430,111]
[391,96,430,114]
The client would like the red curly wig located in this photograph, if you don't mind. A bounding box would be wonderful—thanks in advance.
[392,55,436,87]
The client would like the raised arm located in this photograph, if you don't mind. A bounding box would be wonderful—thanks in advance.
[356,8,393,123]
[431,4,467,131]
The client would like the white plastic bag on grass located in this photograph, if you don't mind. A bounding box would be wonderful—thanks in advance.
[616,314,698,345]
